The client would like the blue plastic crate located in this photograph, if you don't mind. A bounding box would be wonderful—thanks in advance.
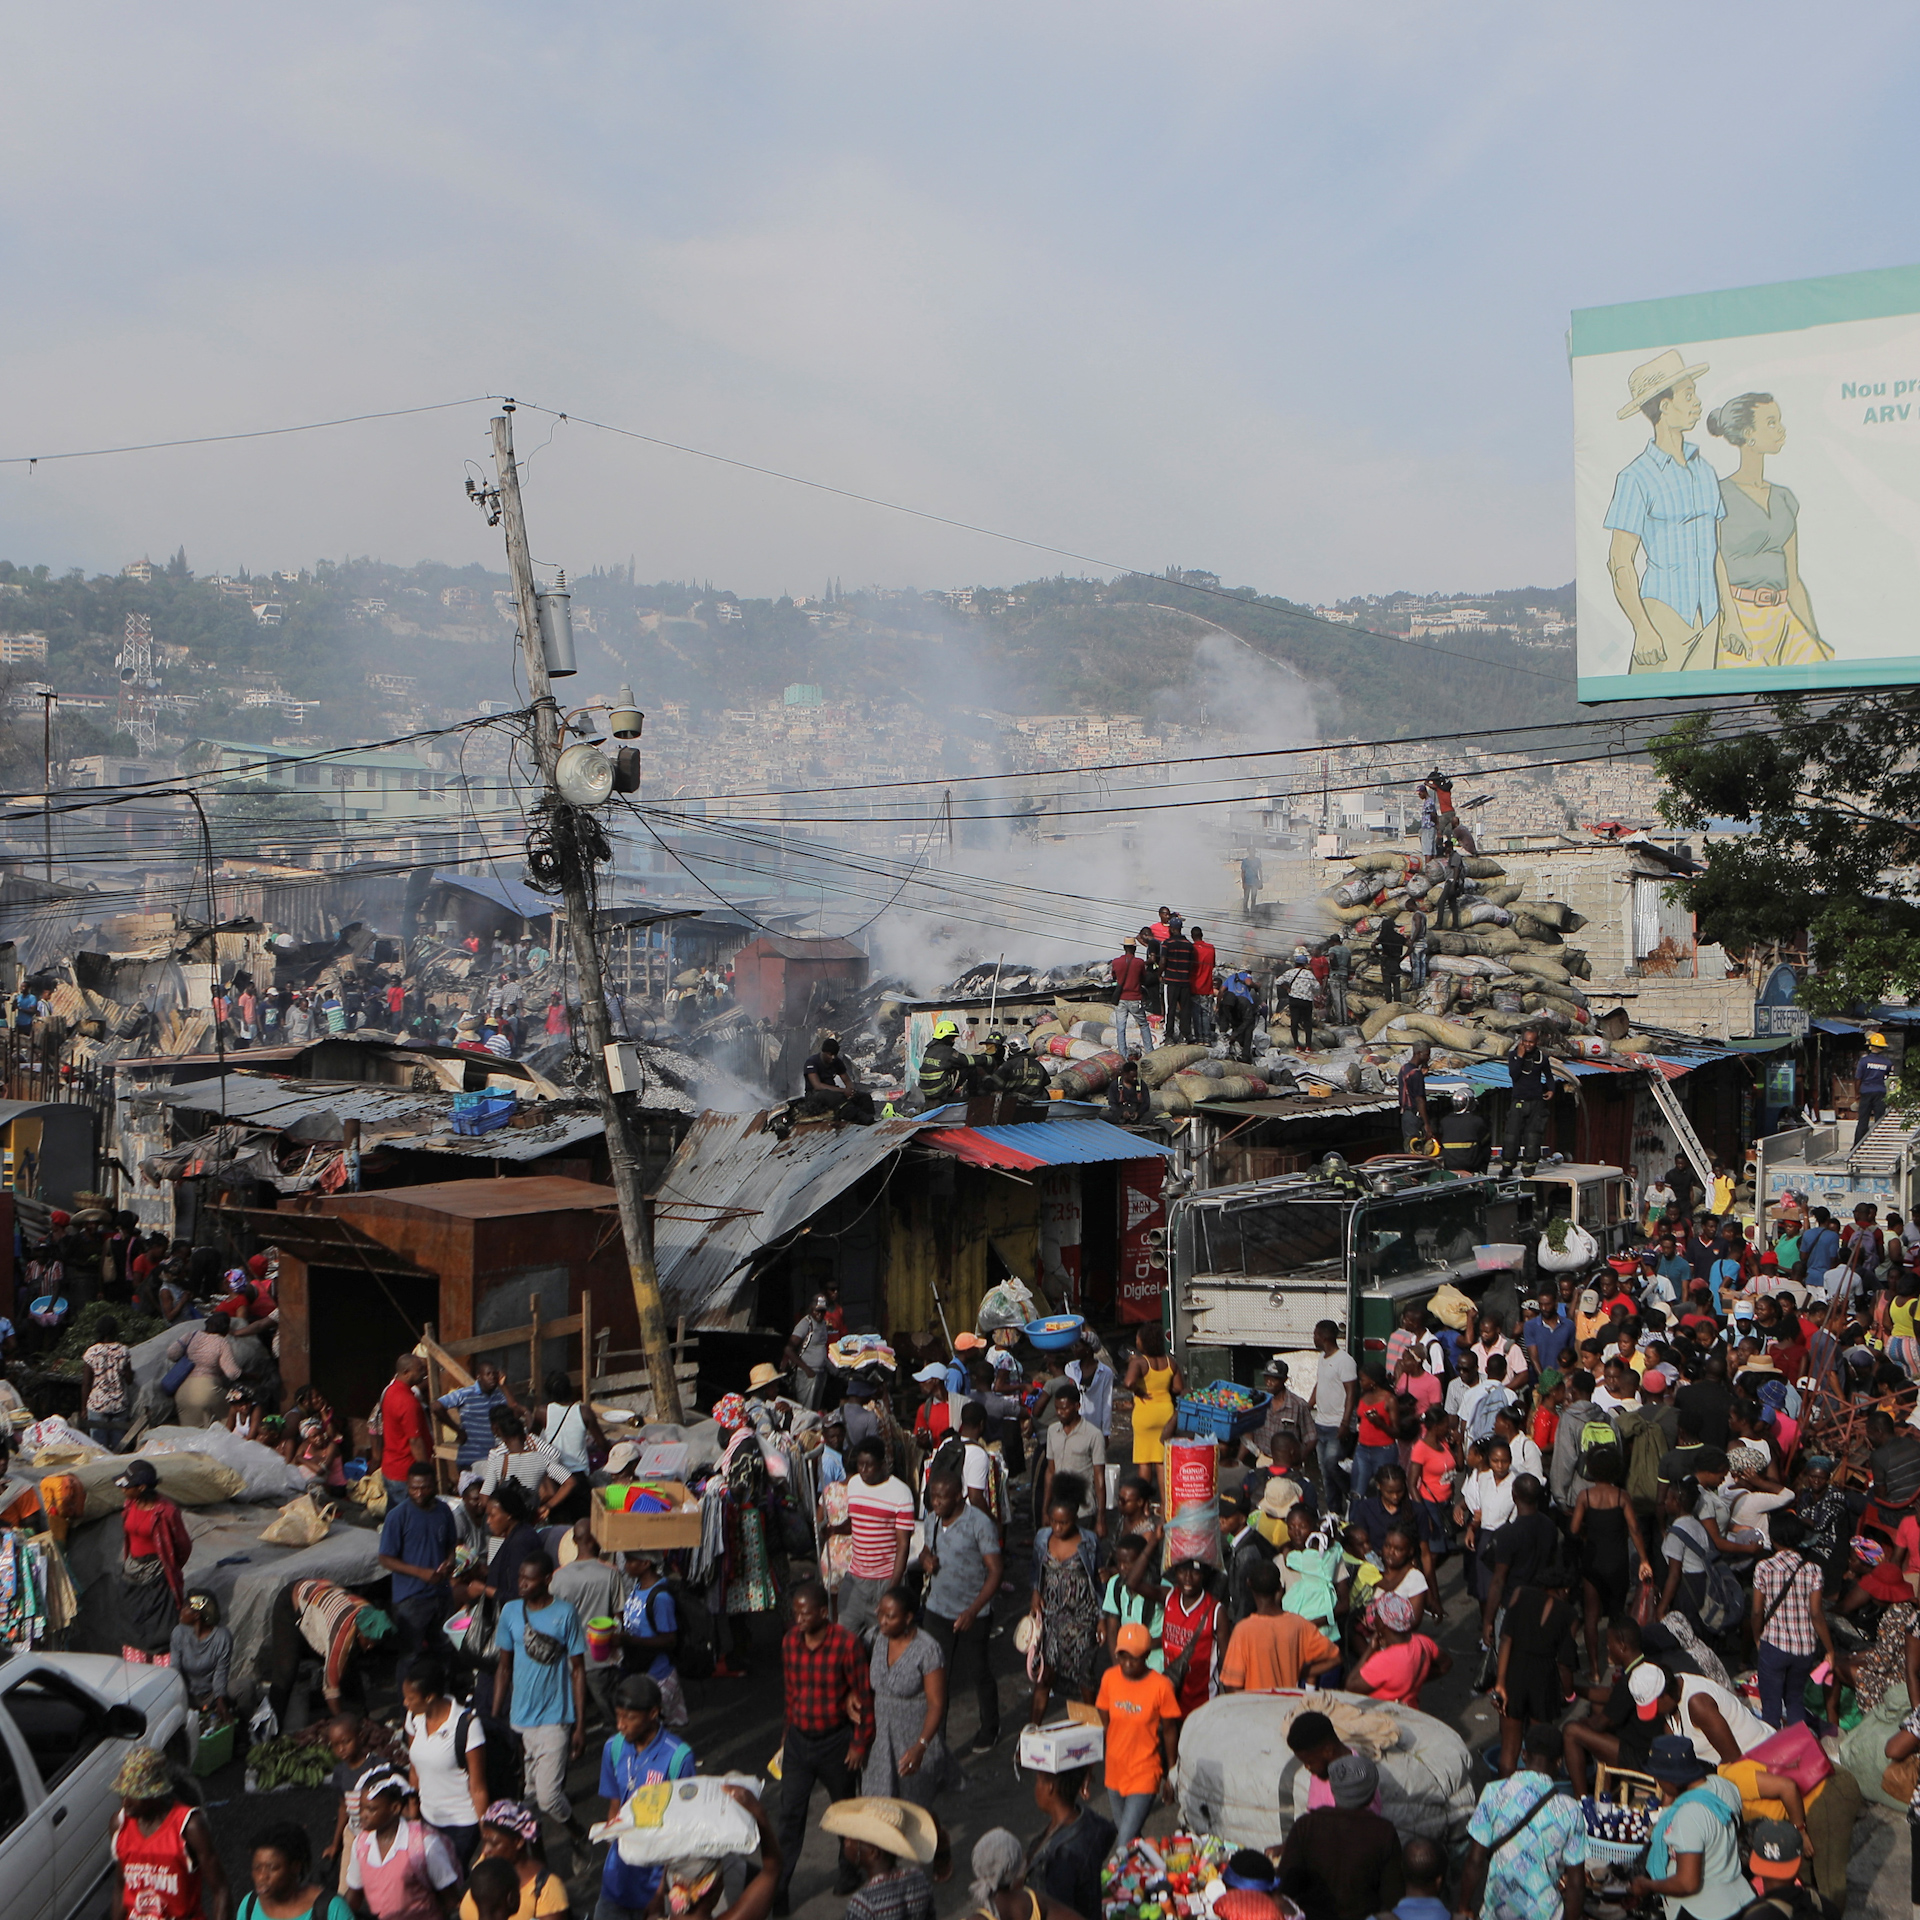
[1175,1381,1270,1442]
[451,1095,517,1136]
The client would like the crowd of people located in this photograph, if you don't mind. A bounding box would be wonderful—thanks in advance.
[46,1157,1920,1920]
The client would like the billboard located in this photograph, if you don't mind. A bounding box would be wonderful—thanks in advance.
[1572,263,1920,701]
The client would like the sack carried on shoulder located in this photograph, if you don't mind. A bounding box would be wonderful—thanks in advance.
[260,1494,337,1547]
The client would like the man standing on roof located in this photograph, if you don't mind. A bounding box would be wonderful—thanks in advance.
[1376,917,1406,1004]
[1324,933,1350,1030]
[1159,917,1197,1045]
[1855,1032,1891,1149]
[918,1021,975,1105]
[1502,1025,1554,1176]
[1217,966,1258,1065]
[1111,937,1149,1060]
[1188,926,1217,1042]
[1398,1044,1432,1150]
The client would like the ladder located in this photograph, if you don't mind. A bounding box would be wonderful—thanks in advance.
[1848,1114,1916,1179]
[1645,1067,1714,1197]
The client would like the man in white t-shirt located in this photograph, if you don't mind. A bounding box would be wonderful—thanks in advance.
[955,1401,995,1517]
[1310,1318,1358,1507]
[836,1437,915,1644]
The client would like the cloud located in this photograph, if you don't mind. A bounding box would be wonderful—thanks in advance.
[3,3,1918,598]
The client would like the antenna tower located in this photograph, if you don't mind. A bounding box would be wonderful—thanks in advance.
[117,612,160,752]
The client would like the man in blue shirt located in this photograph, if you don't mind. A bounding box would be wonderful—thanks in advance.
[493,1548,588,1843]
[1655,1234,1695,1301]
[619,1549,689,1730]
[437,1361,516,1469]
[1521,1291,1575,1377]
[376,1461,457,1680]
[1798,1209,1841,1288]
[1603,349,1729,675]
[1856,1035,1891,1148]
[596,1674,696,1920]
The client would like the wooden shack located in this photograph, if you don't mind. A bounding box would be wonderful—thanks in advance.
[730,934,868,1026]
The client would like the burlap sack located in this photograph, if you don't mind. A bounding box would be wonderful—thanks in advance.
[1140,1043,1210,1088]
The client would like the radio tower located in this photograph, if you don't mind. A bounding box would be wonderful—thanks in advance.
[117,612,159,752]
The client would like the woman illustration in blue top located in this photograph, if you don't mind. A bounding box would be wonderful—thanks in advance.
[1604,349,1732,675]
[1706,392,1833,670]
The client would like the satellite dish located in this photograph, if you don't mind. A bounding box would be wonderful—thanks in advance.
[555,742,615,806]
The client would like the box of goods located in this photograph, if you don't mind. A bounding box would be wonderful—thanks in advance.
[1018,1719,1104,1773]
[589,1479,703,1552]
[1100,1832,1231,1920]
[1175,1380,1269,1442]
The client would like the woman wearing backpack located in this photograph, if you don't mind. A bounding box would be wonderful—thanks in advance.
[402,1657,490,1868]
[1658,1478,1746,1641]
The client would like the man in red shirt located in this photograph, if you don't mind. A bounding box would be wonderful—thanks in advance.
[1112,937,1150,1061]
[379,1354,431,1502]
[1188,925,1218,1042]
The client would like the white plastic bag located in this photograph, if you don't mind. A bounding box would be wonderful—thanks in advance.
[593,1773,763,1864]
[141,1424,309,1502]
[1536,1222,1599,1273]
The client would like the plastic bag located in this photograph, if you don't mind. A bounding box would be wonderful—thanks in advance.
[593,1773,763,1864]
[259,1494,337,1547]
[1537,1222,1599,1273]
[21,1416,105,1466]
[978,1279,1040,1334]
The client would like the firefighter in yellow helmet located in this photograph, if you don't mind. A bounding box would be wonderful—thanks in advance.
[918,1019,977,1103]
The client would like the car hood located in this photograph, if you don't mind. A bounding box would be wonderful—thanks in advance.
[12,1653,185,1721]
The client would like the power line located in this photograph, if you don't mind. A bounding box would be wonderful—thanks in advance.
[0,396,502,469]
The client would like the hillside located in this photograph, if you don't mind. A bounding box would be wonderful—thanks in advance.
[0,553,1594,754]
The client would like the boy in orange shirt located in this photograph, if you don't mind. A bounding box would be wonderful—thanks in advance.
[1095,1621,1182,1853]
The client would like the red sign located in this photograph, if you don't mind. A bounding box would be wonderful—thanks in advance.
[1117,1158,1167,1324]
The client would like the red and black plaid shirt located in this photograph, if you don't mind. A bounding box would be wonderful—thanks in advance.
[782,1622,873,1759]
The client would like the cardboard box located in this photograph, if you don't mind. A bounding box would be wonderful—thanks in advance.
[589,1481,704,1553]
[1018,1718,1104,1773]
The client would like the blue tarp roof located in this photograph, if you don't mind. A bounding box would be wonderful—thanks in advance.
[1431,1049,1743,1093]
[430,869,555,922]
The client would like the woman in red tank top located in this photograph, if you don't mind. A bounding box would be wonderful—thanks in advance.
[112,1745,229,1920]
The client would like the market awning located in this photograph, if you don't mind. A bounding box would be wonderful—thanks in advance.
[920,1118,1175,1171]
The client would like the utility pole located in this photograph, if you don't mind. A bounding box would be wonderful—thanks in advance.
[488,408,684,1423]
[39,690,55,882]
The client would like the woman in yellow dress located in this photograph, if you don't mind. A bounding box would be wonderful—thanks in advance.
[1123,1324,1184,1496]
[1706,392,1834,670]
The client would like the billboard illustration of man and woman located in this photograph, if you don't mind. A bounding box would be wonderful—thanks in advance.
[1572,263,1920,702]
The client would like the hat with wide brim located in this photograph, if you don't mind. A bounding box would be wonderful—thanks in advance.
[821,1796,939,1864]
[1617,348,1711,420]
[747,1363,788,1391]
[1258,1478,1301,1521]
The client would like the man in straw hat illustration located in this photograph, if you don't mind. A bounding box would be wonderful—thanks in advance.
[1604,347,1734,672]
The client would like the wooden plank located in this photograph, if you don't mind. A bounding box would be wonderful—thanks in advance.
[589,1364,699,1395]
[416,1332,474,1391]
[439,1314,584,1359]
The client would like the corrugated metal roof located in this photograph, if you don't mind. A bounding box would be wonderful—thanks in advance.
[738,935,867,962]
[650,1110,923,1326]
[920,1119,1175,1170]
[1431,1048,1742,1093]
[137,1072,606,1161]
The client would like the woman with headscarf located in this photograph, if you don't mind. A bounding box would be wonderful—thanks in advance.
[170,1590,234,1722]
[454,1801,569,1920]
[967,1828,1080,1920]
[110,1744,229,1920]
[116,1458,193,1656]
[167,1310,242,1428]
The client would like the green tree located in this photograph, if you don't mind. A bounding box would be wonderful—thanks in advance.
[1649,692,1920,1012]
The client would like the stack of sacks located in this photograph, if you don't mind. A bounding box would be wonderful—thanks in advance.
[1313,848,1601,1055]
[1138,1044,1272,1114]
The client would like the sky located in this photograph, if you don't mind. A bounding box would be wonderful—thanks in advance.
[4,3,1919,603]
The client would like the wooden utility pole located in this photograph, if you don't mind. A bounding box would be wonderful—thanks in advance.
[490,408,685,1423]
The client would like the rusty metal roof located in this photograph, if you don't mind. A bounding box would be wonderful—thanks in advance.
[649,1110,923,1326]
[329,1175,618,1220]
[224,1206,434,1274]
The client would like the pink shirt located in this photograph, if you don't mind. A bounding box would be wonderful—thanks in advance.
[1356,1633,1439,1709]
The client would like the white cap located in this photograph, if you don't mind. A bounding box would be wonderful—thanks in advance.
[1629,1664,1667,1717]
[911,1362,947,1383]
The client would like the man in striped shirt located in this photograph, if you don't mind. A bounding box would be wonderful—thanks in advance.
[436,1361,517,1469]
[834,1438,915,1644]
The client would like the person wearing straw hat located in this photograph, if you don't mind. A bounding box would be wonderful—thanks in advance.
[821,1796,944,1920]
[1628,1734,1749,1917]
[110,1744,229,1920]
[1604,347,1733,675]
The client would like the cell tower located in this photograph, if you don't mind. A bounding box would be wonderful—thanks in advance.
[117,612,160,753]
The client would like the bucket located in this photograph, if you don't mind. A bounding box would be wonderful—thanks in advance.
[586,1616,619,1663]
